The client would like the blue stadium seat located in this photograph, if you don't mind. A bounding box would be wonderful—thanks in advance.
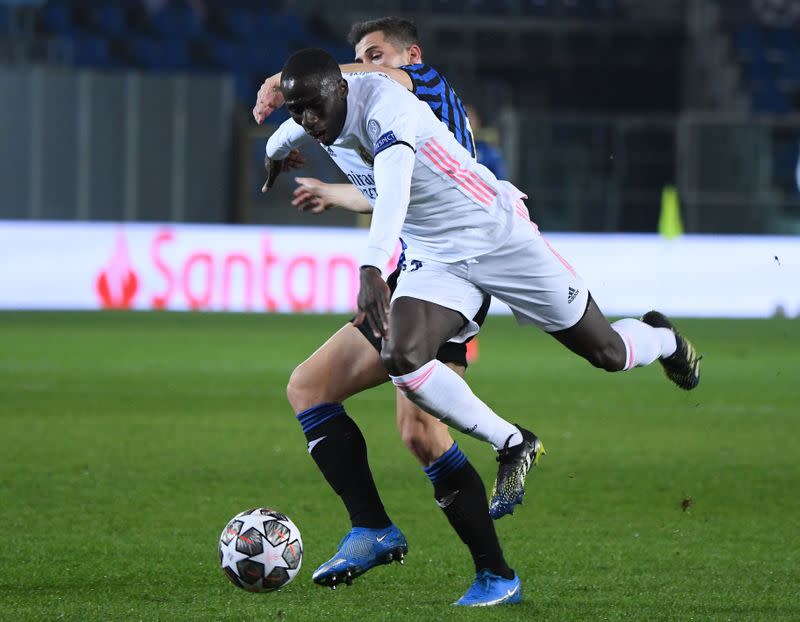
[130,37,191,71]
[234,70,257,104]
[41,3,74,35]
[72,36,112,67]
[783,54,800,84]
[0,7,8,35]
[751,81,789,113]
[129,37,160,68]
[272,10,306,38]
[252,12,291,42]
[225,9,260,41]
[327,43,355,65]
[736,25,764,60]
[149,6,202,40]
[161,40,192,70]
[770,28,797,57]
[205,36,245,70]
[89,5,126,37]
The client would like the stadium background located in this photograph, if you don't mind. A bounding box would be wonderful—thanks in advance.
[1,1,799,621]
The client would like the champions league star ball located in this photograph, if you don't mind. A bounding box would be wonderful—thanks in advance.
[219,508,303,592]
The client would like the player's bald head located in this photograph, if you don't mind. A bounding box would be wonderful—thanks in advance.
[281,48,342,99]
[281,48,349,146]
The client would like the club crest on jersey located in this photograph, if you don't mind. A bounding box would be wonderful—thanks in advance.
[374,131,398,156]
[367,119,381,142]
[357,145,374,166]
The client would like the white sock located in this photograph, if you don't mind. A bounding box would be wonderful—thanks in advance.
[391,360,522,450]
[611,318,677,370]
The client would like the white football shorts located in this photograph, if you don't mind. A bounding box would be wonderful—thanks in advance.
[391,206,589,342]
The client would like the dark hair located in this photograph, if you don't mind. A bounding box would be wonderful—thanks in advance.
[347,16,422,50]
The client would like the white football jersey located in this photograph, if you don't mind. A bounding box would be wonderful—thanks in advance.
[268,72,525,264]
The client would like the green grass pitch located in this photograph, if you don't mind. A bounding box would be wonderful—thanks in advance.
[1,312,798,621]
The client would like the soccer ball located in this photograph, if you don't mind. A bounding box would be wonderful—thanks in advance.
[218,507,303,592]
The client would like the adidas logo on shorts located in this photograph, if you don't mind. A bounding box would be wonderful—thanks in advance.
[567,287,579,304]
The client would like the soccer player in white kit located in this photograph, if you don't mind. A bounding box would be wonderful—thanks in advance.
[266,47,701,603]
[257,18,527,607]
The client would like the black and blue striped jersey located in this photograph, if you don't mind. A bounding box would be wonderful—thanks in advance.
[400,63,476,159]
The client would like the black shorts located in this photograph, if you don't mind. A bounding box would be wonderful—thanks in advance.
[352,267,491,369]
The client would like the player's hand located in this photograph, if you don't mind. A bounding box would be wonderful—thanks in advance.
[261,149,305,193]
[292,177,333,214]
[253,74,284,124]
[284,148,305,171]
[355,266,390,339]
[262,157,284,192]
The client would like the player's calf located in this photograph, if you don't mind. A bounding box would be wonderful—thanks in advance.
[583,338,628,372]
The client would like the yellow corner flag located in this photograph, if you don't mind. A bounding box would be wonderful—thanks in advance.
[659,185,684,239]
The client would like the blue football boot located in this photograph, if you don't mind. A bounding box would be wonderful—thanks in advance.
[311,524,408,589]
[454,569,522,607]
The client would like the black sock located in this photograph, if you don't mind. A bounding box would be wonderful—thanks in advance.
[296,402,391,529]
[425,442,513,579]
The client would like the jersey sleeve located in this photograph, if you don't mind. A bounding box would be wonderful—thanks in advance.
[359,144,416,272]
[400,63,476,158]
[265,119,309,160]
[358,87,420,272]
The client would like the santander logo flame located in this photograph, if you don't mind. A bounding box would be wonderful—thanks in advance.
[96,231,139,309]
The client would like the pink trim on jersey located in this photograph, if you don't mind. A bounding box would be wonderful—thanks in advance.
[429,138,497,199]
[421,145,493,206]
[422,147,492,206]
[421,140,497,207]
[392,361,437,393]
[542,236,577,277]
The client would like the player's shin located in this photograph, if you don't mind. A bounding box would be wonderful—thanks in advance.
[296,402,391,529]
[425,443,514,579]
[390,360,522,450]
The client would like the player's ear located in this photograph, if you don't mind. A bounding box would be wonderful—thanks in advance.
[337,77,348,99]
[407,44,422,64]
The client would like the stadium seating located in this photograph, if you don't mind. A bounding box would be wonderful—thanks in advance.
[725,4,800,113]
[11,0,682,111]
[21,0,339,104]
[40,2,72,34]
[71,34,112,67]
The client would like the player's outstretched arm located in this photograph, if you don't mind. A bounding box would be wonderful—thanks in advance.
[293,178,373,214]
[263,119,309,192]
[261,149,306,193]
[356,145,415,339]
[253,65,413,124]
[339,64,413,90]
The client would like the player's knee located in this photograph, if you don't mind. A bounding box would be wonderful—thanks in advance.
[286,363,320,413]
[586,341,626,372]
[381,342,427,376]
